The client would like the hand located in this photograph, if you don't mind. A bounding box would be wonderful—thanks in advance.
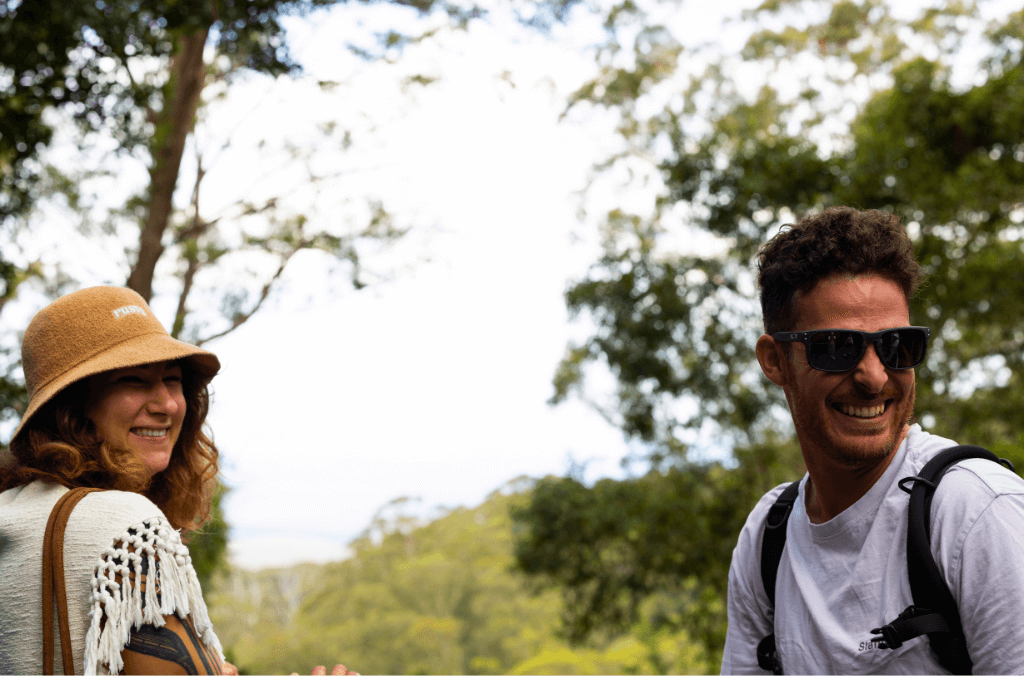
[222,660,239,675]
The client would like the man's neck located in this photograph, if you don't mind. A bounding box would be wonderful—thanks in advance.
[802,427,909,524]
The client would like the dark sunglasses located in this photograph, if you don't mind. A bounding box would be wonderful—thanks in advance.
[770,326,930,373]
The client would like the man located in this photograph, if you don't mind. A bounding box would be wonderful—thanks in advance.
[720,207,1024,674]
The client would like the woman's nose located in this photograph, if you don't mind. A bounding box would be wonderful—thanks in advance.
[147,382,181,415]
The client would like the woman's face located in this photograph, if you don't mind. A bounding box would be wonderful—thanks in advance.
[84,360,186,478]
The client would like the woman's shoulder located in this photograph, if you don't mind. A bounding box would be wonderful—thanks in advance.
[74,485,164,520]
[1,480,160,532]
[64,486,170,555]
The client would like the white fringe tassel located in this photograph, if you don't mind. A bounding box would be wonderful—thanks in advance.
[82,517,224,675]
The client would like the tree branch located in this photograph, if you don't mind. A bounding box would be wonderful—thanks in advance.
[172,154,214,339]
[195,250,294,347]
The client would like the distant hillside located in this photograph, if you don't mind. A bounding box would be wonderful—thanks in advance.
[206,486,711,674]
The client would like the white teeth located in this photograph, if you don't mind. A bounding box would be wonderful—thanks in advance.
[132,428,167,437]
[840,403,885,418]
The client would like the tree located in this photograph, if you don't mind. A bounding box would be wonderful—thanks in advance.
[514,0,1024,664]
[206,487,711,674]
[1,0,583,338]
[1,0,392,344]
[188,479,232,589]
[512,437,804,670]
[208,491,567,674]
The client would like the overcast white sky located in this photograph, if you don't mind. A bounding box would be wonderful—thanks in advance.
[203,4,639,569]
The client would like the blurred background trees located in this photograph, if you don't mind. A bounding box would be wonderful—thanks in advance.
[4,0,1024,672]
[0,0,580,586]
[207,486,711,674]
[513,0,1024,670]
[1,0,578,343]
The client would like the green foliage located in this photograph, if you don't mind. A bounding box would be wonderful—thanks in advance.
[513,437,804,665]
[556,0,1024,459]
[515,0,1024,665]
[0,254,44,438]
[566,27,682,111]
[207,489,709,674]
[186,479,231,591]
[508,623,706,675]
[742,26,810,60]
[212,492,565,674]
[0,0,327,222]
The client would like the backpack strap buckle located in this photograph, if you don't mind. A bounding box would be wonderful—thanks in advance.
[870,621,905,650]
[870,605,951,651]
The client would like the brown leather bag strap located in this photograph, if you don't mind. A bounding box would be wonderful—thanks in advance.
[42,487,104,675]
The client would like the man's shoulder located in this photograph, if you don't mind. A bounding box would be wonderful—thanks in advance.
[920,437,1024,562]
[934,455,1024,512]
[907,426,1024,502]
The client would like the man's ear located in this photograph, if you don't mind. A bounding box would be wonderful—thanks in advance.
[756,334,790,387]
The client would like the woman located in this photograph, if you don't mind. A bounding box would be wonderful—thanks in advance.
[0,286,233,675]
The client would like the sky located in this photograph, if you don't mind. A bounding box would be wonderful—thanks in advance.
[195,4,645,569]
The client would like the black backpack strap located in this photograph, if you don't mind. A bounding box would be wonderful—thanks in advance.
[761,481,800,607]
[871,444,1014,674]
[757,481,800,674]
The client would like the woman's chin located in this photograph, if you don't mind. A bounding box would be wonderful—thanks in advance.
[136,449,173,478]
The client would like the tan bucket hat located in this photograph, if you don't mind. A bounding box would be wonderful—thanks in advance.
[3,286,220,462]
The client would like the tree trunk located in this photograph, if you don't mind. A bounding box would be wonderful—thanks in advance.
[127,29,209,302]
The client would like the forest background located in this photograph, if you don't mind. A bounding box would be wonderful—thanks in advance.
[3,0,1024,673]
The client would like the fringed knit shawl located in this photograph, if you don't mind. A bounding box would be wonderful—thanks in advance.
[0,481,224,675]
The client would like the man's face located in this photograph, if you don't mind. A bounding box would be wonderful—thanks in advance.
[780,273,916,469]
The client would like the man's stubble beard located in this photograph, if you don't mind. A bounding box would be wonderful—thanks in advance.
[791,380,916,470]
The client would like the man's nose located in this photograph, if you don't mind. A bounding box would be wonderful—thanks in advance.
[852,342,888,392]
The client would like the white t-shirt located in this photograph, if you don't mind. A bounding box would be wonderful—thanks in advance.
[720,424,1024,674]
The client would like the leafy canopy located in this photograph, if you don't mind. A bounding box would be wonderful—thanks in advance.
[515,0,1024,666]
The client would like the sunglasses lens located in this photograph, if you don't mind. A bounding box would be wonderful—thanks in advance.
[806,331,864,372]
[878,329,927,368]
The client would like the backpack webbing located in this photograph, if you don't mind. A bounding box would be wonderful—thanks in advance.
[756,480,799,675]
[756,445,1014,675]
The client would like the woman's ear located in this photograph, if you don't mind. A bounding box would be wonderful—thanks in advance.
[756,334,789,387]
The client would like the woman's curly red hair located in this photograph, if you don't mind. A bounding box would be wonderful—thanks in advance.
[0,360,218,533]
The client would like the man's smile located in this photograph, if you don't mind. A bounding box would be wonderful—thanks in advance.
[831,399,894,419]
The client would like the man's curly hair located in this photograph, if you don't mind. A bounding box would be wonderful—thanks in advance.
[758,206,924,335]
